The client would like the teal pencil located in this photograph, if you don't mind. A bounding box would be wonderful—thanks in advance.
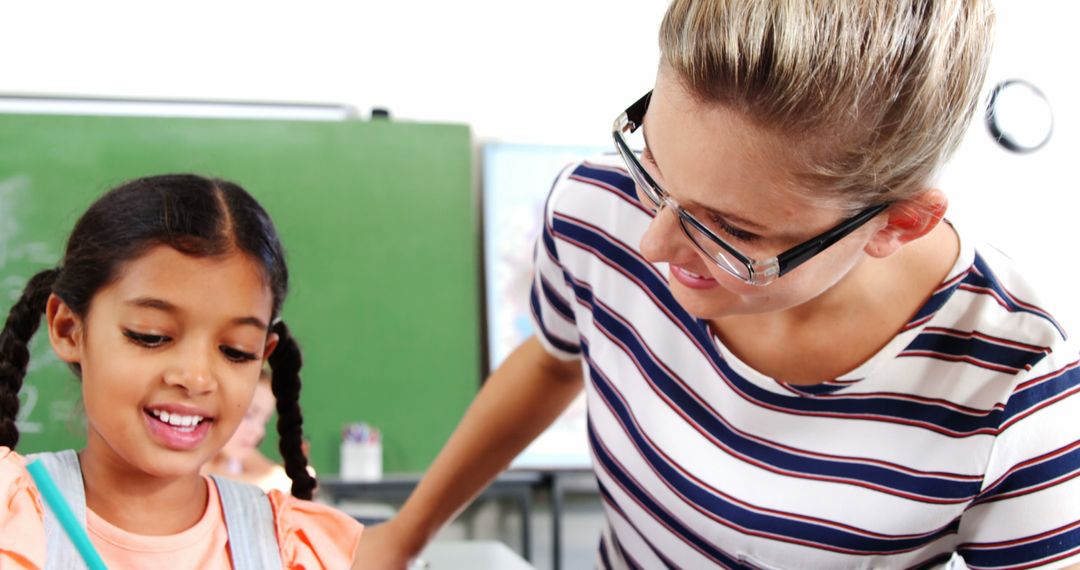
[26,460,108,570]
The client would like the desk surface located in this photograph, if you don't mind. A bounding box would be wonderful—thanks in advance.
[319,470,544,500]
[412,540,535,570]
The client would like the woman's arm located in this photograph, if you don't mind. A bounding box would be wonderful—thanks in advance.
[352,336,584,569]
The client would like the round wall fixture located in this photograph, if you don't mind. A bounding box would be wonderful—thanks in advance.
[985,79,1054,153]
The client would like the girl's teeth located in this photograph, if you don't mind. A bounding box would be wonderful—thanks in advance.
[151,409,204,428]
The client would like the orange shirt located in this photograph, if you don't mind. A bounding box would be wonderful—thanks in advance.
[0,447,362,569]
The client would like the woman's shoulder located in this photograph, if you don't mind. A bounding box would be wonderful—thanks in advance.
[268,488,363,568]
[944,226,1072,349]
[0,447,47,568]
[546,153,636,212]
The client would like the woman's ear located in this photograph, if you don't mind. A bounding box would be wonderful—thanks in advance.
[865,189,948,258]
[46,293,83,364]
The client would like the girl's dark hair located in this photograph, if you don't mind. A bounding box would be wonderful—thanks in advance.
[0,174,317,499]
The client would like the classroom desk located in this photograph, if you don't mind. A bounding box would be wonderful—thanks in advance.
[518,467,597,570]
[413,540,534,570]
[318,471,543,562]
[319,468,599,569]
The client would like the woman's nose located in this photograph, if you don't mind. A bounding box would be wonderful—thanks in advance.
[639,203,691,264]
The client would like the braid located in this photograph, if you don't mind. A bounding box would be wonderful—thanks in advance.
[0,268,61,449]
[267,320,316,500]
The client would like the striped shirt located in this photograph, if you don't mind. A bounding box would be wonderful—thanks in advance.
[529,155,1080,569]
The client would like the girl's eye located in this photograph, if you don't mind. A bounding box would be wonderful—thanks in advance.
[123,330,170,348]
[221,346,259,363]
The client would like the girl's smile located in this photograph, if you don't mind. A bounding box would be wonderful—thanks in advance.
[144,403,216,451]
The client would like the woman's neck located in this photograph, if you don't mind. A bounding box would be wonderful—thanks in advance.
[78,437,209,536]
[711,222,960,384]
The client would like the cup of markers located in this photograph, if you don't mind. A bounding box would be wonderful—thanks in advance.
[340,422,382,482]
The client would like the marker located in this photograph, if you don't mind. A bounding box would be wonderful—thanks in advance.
[26,460,108,570]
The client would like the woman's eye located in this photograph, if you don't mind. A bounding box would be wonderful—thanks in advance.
[221,346,259,363]
[123,330,170,348]
[713,217,759,242]
[641,147,659,170]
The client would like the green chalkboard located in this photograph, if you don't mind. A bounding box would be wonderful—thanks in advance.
[0,113,480,474]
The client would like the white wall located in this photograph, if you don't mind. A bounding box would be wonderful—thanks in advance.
[0,0,668,146]
[939,0,1080,332]
[2,0,1077,326]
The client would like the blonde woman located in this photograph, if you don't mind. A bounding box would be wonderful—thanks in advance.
[358,1,1080,568]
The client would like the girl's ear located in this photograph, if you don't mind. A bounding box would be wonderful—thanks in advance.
[262,332,280,364]
[864,189,948,259]
[46,294,83,364]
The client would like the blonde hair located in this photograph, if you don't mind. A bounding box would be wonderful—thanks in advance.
[659,0,995,209]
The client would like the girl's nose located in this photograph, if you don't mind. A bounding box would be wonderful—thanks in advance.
[163,347,217,395]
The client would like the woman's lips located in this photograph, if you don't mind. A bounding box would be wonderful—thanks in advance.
[671,264,720,289]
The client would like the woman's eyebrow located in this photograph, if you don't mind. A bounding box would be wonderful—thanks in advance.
[641,127,665,177]
[642,128,770,233]
[684,199,770,232]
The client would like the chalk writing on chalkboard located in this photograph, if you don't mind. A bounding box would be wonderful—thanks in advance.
[1,174,62,435]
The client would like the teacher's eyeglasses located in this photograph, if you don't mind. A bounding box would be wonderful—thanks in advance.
[613,91,890,286]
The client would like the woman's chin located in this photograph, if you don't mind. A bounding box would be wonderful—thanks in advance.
[670,282,733,320]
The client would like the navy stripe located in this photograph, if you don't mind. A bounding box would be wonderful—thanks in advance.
[907,271,968,327]
[786,379,864,396]
[589,418,747,567]
[553,213,713,348]
[975,440,1080,505]
[901,331,1048,373]
[552,214,1018,435]
[541,219,560,265]
[572,162,639,201]
[966,254,1067,340]
[1002,363,1080,426]
[539,273,575,322]
[598,533,613,570]
[959,523,1080,568]
[529,281,580,355]
[579,304,982,502]
[587,350,964,551]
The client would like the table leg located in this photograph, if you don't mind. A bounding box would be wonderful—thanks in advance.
[520,487,533,562]
[551,473,564,570]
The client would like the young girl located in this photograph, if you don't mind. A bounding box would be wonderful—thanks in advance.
[0,174,362,568]
[357,1,1080,569]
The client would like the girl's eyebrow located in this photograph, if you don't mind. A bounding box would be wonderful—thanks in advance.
[125,297,269,331]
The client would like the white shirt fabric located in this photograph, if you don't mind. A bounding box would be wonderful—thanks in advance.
[529,154,1080,569]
